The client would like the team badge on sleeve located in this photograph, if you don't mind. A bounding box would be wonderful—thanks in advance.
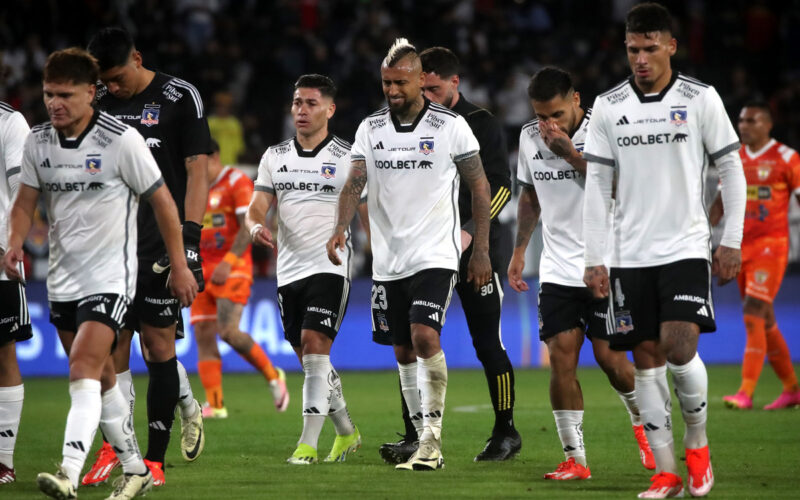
[85,157,102,175]
[321,164,336,179]
[419,138,434,155]
[670,108,687,126]
[141,105,161,126]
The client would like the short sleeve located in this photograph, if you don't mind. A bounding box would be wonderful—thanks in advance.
[516,128,534,186]
[583,98,616,167]
[177,83,213,159]
[785,149,800,195]
[119,130,164,197]
[19,134,40,190]
[229,169,254,214]
[351,120,369,162]
[701,87,740,161]
[2,112,30,190]
[449,115,480,162]
[253,151,274,194]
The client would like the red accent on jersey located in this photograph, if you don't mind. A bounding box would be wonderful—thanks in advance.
[740,140,800,242]
[200,166,253,274]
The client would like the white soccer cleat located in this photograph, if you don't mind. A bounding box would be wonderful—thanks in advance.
[396,438,444,471]
[37,466,77,500]
[180,399,205,461]
[105,471,154,500]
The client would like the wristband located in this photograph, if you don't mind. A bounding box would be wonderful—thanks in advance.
[222,252,238,266]
[182,221,202,246]
[250,224,263,241]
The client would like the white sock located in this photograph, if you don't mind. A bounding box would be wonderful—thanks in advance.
[62,379,102,488]
[417,351,447,443]
[0,384,24,469]
[176,360,197,418]
[327,366,355,436]
[100,384,146,475]
[398,361,423,439]
[115,370,136,421]
[299,354,331,449]
[616,389,642,426]
[635,366,677,474]
[668,353,708,449]
[553,410,586,466]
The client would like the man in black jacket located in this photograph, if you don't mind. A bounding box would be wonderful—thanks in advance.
[378,46,520,463]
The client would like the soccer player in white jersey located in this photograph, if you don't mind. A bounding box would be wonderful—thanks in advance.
[246,74,363,465]
[581,4,746,498]
[509,67,655,480]
[327,39,492,471]
[0,97,31,485]
[3,48,197,500]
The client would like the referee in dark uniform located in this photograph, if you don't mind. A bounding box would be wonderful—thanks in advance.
[86,27,210,485]
[379,46,520,463]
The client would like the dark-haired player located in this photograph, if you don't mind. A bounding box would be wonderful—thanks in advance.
[85,27,211,486]
[582,3,746,497]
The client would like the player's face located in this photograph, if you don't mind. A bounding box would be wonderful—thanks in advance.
[381,60,424,115]
[738,107,772,147]
[43,80,96,133]
[99,51,142,100]
[291,87,335,137]
[625,31,676,90]
[531,90,581,135]
[422,72,458,109]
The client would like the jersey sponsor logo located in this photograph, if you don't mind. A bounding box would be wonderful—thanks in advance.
[424,114,444,130]
[746,185,771,201]
[677,81,700,100]
[605,87,631,104]
[616,115,630,126]
[369,117,387,130]
[532,151,544,160]
[532,169,582,181]
[85,157,102,175]
[673,294,705,304]
[92,303,107,314]
[412,299,443,311]
[419,138,434,155]
[321,164,336,179]
[670,107,688,126]
[757,166,771,181]
[673,133,688,143]
[373,141,385,150]
[617,133,673,147]
[320,185,335,192]
[307,306,335,316]
[87,182,104,191]
[145,137,162,148]
[321,317,332,327]
[93,128,113,148]
[375,159,433,170]
[388,145,415,152]
[274,181,333,192]
[696,305,709,317]
[140,105,161,126]
[162,84,183,103]
[44,181,103,192]
[329,144,348,158]
[273,144,291,154]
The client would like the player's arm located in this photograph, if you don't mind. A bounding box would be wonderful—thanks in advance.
[3,184,39,282]
[148,184,197,306]
[582,159,614,298]
[456,153,492,290]
[712,149,746,285]
[508,183,540,293]
[709,190,724,227]
[210,212,252,286]
[540,121,587,175]
[246,189,276,248]
[327,159,367,265]
[357,198,370,245]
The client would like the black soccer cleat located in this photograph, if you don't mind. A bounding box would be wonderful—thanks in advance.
[474,431,522,462]
[379,434,419,465]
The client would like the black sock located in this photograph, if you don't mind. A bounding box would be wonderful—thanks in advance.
[478,350,516,436]
[399,377,417,441]
[144,356,179,463]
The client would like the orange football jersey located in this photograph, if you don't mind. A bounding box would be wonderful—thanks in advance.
[740,139,800,242]
[200,166,254,273]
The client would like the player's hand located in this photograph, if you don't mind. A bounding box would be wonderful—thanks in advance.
[250,223,274,248]
[2,246,25,284]
[584,265,609,298]
[540,121,577,160]
[507,253,528,292]
[467,249,492,292]
[210,261,231,286]
[712,245,741,286]
[460,230,473,254]
[326,228,347,266]
[168,264,198,307]
[182,221,205,292]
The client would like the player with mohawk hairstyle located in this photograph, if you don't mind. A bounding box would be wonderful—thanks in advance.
[328,38,492,471]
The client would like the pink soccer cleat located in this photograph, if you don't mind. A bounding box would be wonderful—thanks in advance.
[723,391,752,410]
[763,390,800,410]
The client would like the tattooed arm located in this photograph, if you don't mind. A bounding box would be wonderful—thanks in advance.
[456,153,492,290]
[210,213,254,285]
[327,160,367,265]
[507,183,541,292]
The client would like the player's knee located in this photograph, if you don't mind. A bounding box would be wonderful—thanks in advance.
[743,296,770,318]
[548,344,578,375]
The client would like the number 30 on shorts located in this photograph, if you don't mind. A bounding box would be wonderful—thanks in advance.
[371,284,387,310]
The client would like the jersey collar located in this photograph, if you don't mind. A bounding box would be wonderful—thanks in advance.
[294,134,332,158]
[390,97,430,133]
[744,138,776,159]
[628,71,678,103]
[57,110,99,149]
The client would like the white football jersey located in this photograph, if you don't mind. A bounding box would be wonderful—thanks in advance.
[352,99,480,280]
[0,102,30,261]
[584,73,739,267]
[517,110,592,287]
[254,135,355,286]
[19,111,163,301]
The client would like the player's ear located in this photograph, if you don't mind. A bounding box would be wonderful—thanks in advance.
[451,74,459,88]
[573,90,581,107]
[132,50,143,68]
[667,36,677,56]
[327,101,336,119]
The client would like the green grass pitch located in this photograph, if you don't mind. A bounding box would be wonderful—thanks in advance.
[6,365,800,498]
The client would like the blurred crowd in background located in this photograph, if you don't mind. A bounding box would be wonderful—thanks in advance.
[2,0,799,279]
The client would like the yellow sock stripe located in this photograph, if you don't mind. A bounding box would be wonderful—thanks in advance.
[504,372,511,410]
[496,374,504,411]
[490,187,511,219]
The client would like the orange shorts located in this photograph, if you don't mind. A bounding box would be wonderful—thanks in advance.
[737,238,788,303]
[190,275,253,324]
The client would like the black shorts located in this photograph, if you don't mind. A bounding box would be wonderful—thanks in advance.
[123,261,182,334]
[49,293,129,343]
[537,283,609,341]
[0,280,32,346]
[277,273,350,348]
[606,259,716,351]
[371,268,458,346]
